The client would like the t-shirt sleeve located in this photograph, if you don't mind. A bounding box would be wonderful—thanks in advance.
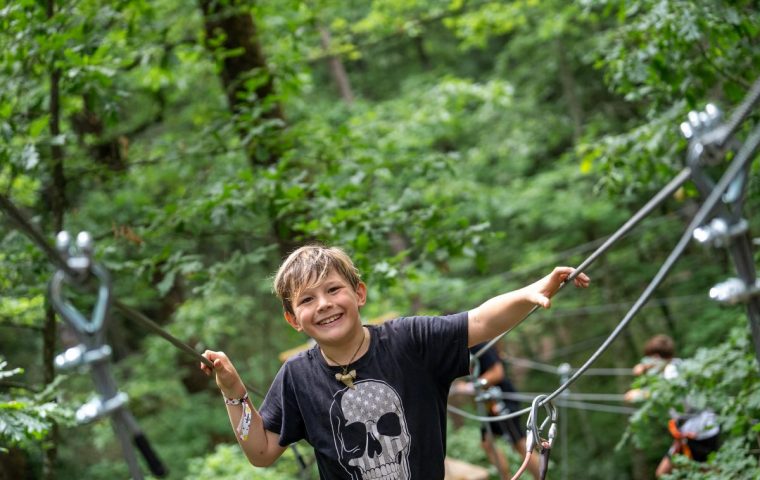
[392,312,470,384]
[258,363,305,446]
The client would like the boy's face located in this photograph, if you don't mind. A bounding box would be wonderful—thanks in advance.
[284,269,367,346]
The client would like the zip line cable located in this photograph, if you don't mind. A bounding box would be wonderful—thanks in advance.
[503,355,633,377]
[472,167,693,363]
[0,192,313,474]
[423,206,692,309]
[456,114,760,425]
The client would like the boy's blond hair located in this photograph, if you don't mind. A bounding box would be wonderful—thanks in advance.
[273,245,362,315]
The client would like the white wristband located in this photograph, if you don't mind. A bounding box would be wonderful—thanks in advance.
[224,392,248,406]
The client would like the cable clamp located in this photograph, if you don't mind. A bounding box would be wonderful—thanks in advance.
[75,392,128,424]
[55,231,94,276]
[693,218,748,248]
[709,277,760,304]
[681,104,729,165]
[475,386,501,403]
[55,344,112,370]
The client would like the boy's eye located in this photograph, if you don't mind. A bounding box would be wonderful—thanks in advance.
[328,286,341,293]
[299,297,313,305]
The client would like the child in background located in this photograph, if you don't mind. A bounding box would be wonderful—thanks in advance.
[201,245,589,479]
[453,343,541,480]
[624,334,680,403]
[625,334,720,477]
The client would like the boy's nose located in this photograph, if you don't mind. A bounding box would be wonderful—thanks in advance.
[317,295,333,311]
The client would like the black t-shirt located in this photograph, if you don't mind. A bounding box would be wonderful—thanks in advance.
[260,312,470,479]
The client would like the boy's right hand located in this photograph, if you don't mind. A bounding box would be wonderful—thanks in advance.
[201,350,246,399]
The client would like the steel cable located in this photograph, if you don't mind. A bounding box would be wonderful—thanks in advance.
[472,167,692,362]
[455,120,760,424]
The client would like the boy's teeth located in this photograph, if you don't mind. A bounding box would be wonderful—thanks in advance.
[320,314,340,325]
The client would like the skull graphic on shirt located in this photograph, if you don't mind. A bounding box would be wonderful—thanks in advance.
[330,380,411,479]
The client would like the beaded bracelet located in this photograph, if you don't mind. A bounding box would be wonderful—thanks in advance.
[223,392,252,440]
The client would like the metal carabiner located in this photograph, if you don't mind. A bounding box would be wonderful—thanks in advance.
[527,395,558,480]
[49,263,111,339]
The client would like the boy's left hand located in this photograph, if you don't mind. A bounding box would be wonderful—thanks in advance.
[527,266,590,309]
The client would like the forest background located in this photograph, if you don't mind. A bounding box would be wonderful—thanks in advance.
[1,1,759,479]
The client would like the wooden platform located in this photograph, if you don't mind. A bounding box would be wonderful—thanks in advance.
[444,457,490,480]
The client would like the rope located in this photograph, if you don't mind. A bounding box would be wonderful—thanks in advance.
[0,193,262,386]
[455,120,760,425]
[447,399,635,419]
[0,191,311,471]
[472,167,692,362]
[503,355,633,377]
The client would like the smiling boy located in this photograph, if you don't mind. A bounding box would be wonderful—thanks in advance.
[202,245,589,479]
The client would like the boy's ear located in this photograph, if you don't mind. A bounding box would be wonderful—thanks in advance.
[284,311,302,332]
[356,282,367,308]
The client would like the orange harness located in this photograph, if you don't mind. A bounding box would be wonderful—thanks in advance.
[668,418,697,459]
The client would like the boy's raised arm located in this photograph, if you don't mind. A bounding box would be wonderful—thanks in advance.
[201,350,287,467]
[467,266,589,347]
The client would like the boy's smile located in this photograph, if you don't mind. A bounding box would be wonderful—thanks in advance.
[285,269,367,350]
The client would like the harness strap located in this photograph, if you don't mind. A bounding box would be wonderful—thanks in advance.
[668,418,696,459]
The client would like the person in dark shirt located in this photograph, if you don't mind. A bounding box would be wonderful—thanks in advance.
[454,343,540,479]
[201,245,589,478]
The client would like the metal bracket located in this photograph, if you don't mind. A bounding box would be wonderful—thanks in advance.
[709,277,760,305]
[76,392,129,424]
[693,218,749,248]
[55,344,112,370]
[50,231,165,479]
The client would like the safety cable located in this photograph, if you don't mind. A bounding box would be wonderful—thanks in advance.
[457,118,760,424]
[0,192,312,473]
[712,75,760,149]
[425,206,690,309]
[503,355,633,377]
[0,193,271,391]
[459,389,629,403]
[543,292,708,319]
[447,399,635,418]
[472,167,692,362]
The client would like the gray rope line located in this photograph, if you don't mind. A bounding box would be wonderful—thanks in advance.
[543,293,708,319]
[447,399,635,418]
[457,121,760,424]
[454,390,628,403]
[715,75,760,148]
[472,167,692,362]
[503,356,633,377]
[0,193,270,398]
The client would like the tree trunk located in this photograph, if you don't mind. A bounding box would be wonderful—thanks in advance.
[199,0,303,257]
[319,26,354,103]
[199,0,285,167]
[42,2,65,478]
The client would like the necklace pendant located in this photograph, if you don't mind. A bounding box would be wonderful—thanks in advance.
[335,370,357,389]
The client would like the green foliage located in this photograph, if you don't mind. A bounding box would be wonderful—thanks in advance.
[585,0,760,194]
[0,359,72,450]
[186,443,314,479]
